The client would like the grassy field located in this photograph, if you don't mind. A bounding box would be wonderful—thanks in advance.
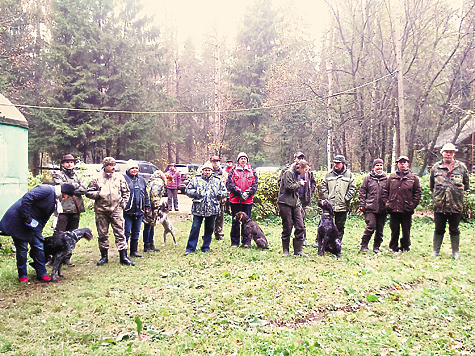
[0,208,474,355]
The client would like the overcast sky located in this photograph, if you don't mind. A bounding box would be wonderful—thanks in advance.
[142,0,330,47]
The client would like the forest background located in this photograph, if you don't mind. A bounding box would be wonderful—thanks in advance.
[1,0,474,173]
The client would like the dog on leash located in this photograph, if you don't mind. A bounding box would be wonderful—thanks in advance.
[233,212,268,249]
[157,202,177,246]
[44,228,94,282]
[316,199,342,258]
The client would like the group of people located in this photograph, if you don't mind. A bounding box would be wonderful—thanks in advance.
[0,142,469,283]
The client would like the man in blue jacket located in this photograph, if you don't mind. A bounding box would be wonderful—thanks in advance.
[123,160,150,258]
[0,183,74,282]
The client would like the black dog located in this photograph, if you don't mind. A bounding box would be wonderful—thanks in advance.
[316,200,342,258]
[157,202,176,246]
[44,228,94,282]
[233,212,268,249]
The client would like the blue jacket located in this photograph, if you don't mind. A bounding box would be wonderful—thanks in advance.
[186,173,227,216]
[0,184,56,242]
[123,173,150,216]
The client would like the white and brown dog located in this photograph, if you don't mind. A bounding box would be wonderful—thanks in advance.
[157,202,177,246]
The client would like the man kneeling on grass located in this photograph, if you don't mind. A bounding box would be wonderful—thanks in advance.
[184,162,227,255]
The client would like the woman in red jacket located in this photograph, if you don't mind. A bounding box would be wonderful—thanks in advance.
[226,152,258,247]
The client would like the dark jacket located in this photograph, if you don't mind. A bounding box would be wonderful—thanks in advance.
[227,164,258,204]
[123,173,150,216]
[0,184,56,242]
[278,168,301,207]
[382,170,421,214]
[52,166,87,213]
[430,160,469,214]
[359,171,388,213]
[299,171,316,207]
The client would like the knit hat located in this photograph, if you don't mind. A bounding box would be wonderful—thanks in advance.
[103,157,116,167]
[126,159,139,172]
[61,183,75,196]
[373,158,384,167]
[237,152,248,161]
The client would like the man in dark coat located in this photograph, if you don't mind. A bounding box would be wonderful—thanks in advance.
[278,160,309,257]
[382,156,421,253]
[0,183,74,282]
[358,158,388,253]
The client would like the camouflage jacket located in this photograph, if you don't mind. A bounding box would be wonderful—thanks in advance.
[186,173,227,217]
[86,171,130,213]
[52,167,87,214]
[430,160,469,214]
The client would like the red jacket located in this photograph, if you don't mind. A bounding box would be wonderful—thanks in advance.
[227,165,258,204]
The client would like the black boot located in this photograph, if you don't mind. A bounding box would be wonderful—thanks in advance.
[119,249,135,266]
[282,239,290,257]
[359,237,370,253]
[432,233,444,257]
[451,234,459,259]
[143,243,150,253]
[148,243,160,252]
[293,239,308,257]
[97,249,108,266]
[130,240,142,258]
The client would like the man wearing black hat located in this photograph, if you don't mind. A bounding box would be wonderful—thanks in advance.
[382,156,421,253]
[52,154,87,266]
[320,155,357,244]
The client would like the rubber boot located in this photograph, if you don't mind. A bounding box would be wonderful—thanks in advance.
[450,234,459,259]
[130,239,142,258]
[372,243,381,254]
[143,243,150,253]
[148,243,160,252]
[97,249,108,266]
[282,239,290,257]
[293,239,308,257]
[119,249,135,266]
[432,233,444,257]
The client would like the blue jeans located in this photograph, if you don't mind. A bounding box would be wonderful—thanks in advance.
[230,203,252,246]
[124,214,143,242]
[143,223,154,244]
[185,215,216,253]
[13,236,47,278]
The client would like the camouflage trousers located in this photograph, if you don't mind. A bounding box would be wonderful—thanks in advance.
[95,208,127,251]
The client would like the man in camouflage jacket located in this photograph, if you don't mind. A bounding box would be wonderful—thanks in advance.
[86,157,134,266]
[430,143,469,259]
[184,162,227,255]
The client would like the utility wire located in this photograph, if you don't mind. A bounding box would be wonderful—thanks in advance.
[0,71,397,115]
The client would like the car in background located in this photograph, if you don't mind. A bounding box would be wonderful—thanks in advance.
[165,163,200,193]
[114,160,159,182]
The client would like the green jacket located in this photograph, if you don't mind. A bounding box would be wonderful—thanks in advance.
[278,168,301,207]
[430,160,469,214]
[321,166,357,212]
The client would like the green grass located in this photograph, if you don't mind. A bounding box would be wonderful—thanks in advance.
[0,210,474,355]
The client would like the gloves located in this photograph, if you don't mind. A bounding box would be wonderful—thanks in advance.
[25,219,39,229]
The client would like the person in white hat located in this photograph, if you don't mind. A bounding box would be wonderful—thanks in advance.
[430,143,469,259]
[184,162,227,255]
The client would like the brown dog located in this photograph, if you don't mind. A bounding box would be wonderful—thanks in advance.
[233,212,268,249]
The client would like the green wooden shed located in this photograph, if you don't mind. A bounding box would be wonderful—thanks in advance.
[0,94,28,220]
